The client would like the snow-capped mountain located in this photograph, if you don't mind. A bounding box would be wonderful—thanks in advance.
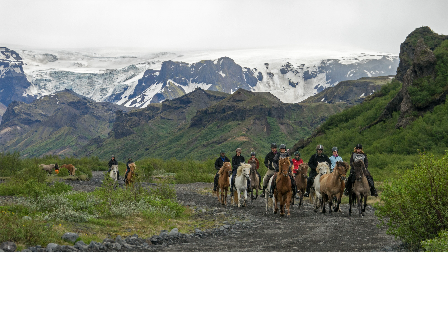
[4,47,399,108]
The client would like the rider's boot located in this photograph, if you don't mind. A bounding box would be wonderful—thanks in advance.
[261,187,266,198]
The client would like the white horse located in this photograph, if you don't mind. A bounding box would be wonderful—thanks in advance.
[265,175,276,214]
[232,163,251,207]
[310,162,330,212]
[109,165,119,181]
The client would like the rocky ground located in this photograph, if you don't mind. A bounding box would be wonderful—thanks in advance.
[2,172,405,252]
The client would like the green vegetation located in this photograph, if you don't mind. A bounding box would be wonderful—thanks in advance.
[376,152,448,250]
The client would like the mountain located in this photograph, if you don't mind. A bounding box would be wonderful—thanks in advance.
[7,47,398,108]
[0,90,129,157]
[291,27,448,175]
[0,47,36,113]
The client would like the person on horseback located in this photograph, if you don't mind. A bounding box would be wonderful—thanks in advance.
[230,148,248,193]
[261,143,277,197]
[108,156,118,172]
[329,147,343,173]
[344,144,378,197]
[269,144,297,199]
[213,150,230,192]
[247,151,262,188]
[124,158,133,183]
[292,151,304,175]
[304,144,331,197]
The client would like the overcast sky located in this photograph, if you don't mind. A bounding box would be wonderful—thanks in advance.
[1,0,447,54]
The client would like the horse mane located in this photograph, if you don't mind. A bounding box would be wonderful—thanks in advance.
[236,163,251,176]
[218,162,231,175]
[353,160,366,173]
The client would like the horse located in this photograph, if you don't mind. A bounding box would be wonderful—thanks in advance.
[61,164,76,175]
[320,161,350,214]
[39,164,55,174]
[265,175,276,214]
[248,161,260,201]
[310,162,330,212]
[273,157,293,217]
[109,165,119,181]
[349,160,370,217]
[125,162,136,187]
[294,162,308,208]
[232,163,251,207]
[216,162,232,205]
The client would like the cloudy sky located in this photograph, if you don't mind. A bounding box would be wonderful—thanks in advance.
[1,0,447,54]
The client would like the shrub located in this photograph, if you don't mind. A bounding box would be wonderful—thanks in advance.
[422,230,448,252]
[0,152,23,176]
[376,152,448,249]
[57,167,70,177]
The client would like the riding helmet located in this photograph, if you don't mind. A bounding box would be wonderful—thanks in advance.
[251,152,256,156]
[355,144,363,149]
[236,148,242,153]
[271,143,277,148]
[220,150,225,154]
[279,144,286,149]
[332,147,338,152]
[316,144,324,150]
[294,151,300,156]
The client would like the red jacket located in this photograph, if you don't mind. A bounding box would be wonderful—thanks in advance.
[248,157,260,169]
[292,158,304,174]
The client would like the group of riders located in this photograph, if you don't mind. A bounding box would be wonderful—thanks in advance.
[213,143,378,199]
[107,156,134,183]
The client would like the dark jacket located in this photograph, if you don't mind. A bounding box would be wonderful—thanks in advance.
[264,151,277,170]
[308,153,331,173]
[126,160,133,170]
[108,158,118,167]
[232,155,245,171]
[215,156,230,170]
[350,151,368,169]
[273,151,291,171]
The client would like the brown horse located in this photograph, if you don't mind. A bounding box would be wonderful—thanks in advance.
[349,160,370,217]
[320,161,349,213]
[248,161,260,201]
[125,162,136,187]
[61,164,76,175]
[216,162,232,205]
[273,157,293,216]
[294,162,308,208]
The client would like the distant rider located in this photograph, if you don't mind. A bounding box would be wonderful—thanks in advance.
[292,151,304,175]
[269,144,297,199]
[329,147,343,172]
[344,144,378,197]
[230,148,248,193]
[213,150,230,192]
[108,155,119,179]
[124,158,133,183]
[304,144,331,197]
[247,151,262,189]
[261,143,278,197]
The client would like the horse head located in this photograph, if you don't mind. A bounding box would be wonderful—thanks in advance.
[279,158,290,177]
[335,161,349,181]
[298,163,309,178]
[241,164,251,180]
[353,160,366,181]
[317,162,330,176]
[220,162,232,175]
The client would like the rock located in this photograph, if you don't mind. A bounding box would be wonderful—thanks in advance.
[0,241,17,252]
[194,228,202,234]
[169,228,179,236]
[88,241,101,251]
[62,232,79,243]
[22,216,32,221]
[150,235,163,245]
[160,230,168,238]
[46,243,59,252]
[103,238,115,244]
[0,249,4,252]
[74,241,88,250]
[115,236,126,245]
[21,249,31,252]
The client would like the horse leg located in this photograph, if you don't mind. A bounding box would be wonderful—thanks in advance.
[357,194,362,217]
[274,192,278,214]
[321,195,326,213]
[286,193,292,217]
[363,194,367,213]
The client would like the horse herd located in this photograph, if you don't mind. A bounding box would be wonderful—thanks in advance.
[39,163,76,175]
[214,158,372,217]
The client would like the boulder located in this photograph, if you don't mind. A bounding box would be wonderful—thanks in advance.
[0,241,17,252]
[62,232,79,243]
[46,243,59,252]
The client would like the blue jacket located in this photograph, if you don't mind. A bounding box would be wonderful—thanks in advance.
[329,155,343,172]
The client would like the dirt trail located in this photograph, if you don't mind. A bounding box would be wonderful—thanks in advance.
[3,172,402,252]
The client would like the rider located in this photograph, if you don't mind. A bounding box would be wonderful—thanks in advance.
[329,147,343,172]
[292,151,304,175]
[54,163,59,174]
[230,148,248,193]
[213,150,230,192]
[247,151,262,189]
[344,144,378,197]
[269,144,297,199]
[124,158,133,183]
[304,144,331,197]
[261,143,278,197]
[108,155,118,172]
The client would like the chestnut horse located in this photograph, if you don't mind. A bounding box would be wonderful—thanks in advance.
[216,162,232,205]
[294,162,308,208]
[248,161,260,201]
[125,162,136,187]
[320,161,349,213]
[273,157,293,216]
[61,164,76,175]
[349,160,370,217]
